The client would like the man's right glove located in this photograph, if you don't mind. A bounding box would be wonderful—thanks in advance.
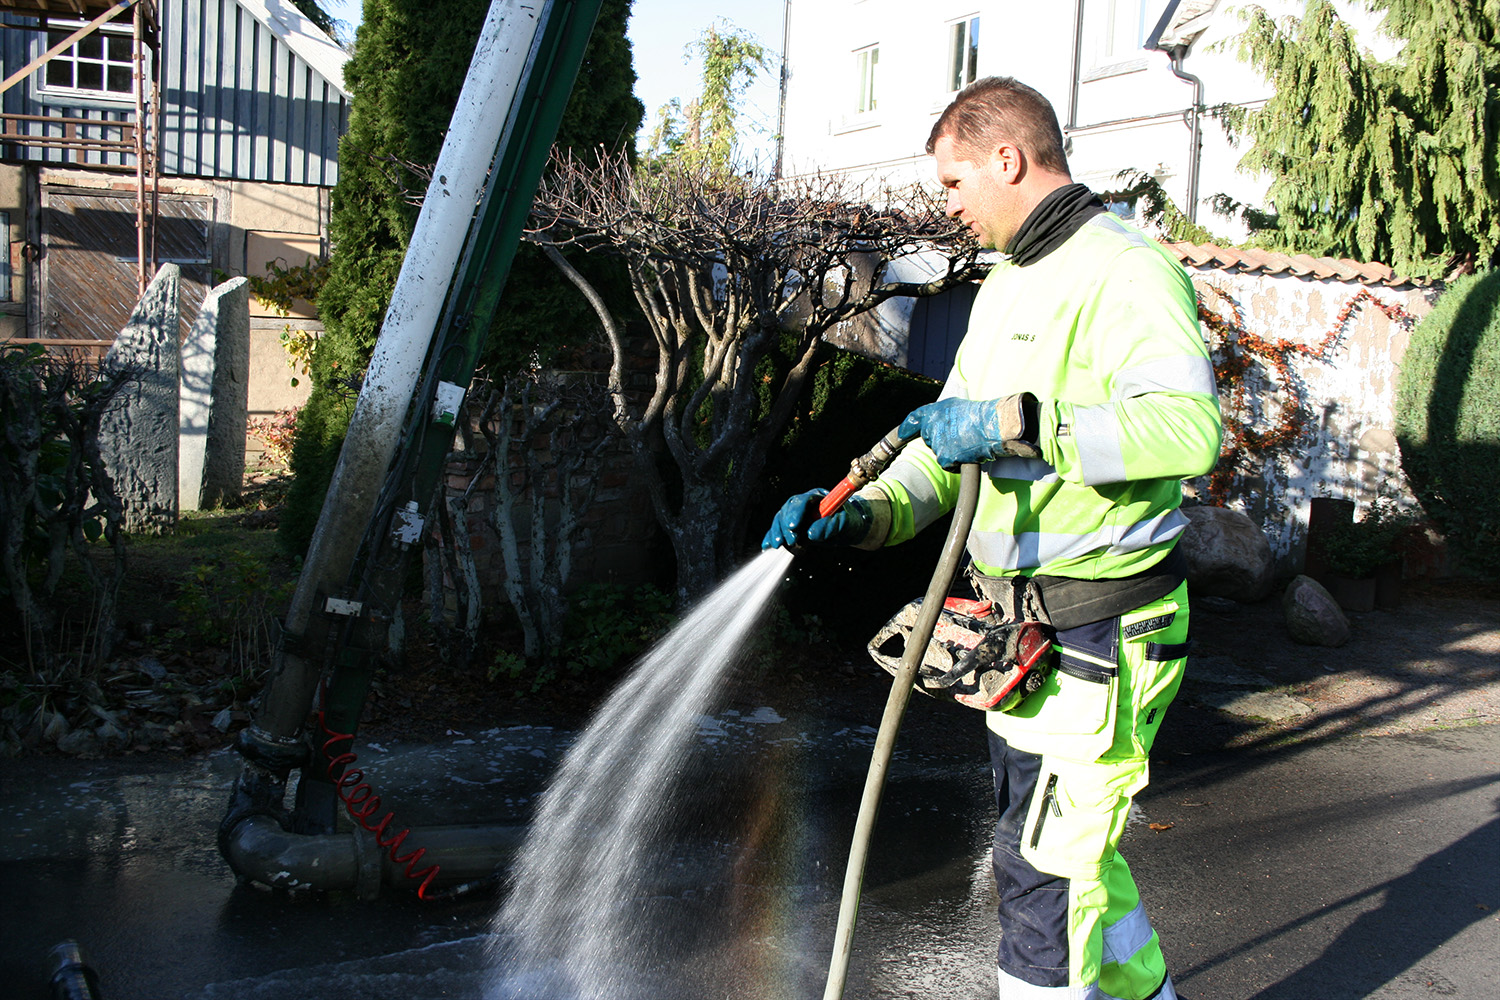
[762,489,878,550]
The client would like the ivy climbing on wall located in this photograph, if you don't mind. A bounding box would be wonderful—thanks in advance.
[1198,286,1417,505]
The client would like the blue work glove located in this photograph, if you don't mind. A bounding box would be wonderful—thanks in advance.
[761,489,876,550]
[898,393,1041,470]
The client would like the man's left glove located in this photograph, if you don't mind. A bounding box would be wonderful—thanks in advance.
[898,393,1041,470]
[762,489,878,551]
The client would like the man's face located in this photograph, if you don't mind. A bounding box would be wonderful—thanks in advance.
[932,133,1020,250]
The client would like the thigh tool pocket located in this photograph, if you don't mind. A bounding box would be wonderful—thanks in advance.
[991,617,1119,760]
[1020,756,1143,882]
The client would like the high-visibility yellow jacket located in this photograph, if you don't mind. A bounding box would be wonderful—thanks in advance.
[872,213,1223,581]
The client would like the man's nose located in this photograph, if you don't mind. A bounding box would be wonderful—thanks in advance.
[945,190,961,218]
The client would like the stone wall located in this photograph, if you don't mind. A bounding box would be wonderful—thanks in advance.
[433,352,666,615]
[1183,268,1438,573]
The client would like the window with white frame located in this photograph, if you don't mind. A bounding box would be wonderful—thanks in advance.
[1087,0,1158,77]
[39,20,137,100]
[854,44,880,115]
[946,15,980,94]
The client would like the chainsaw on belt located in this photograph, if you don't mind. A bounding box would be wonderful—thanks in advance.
[866,596,1057,712]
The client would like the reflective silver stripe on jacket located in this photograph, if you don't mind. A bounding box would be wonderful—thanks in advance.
[986,455,1061,483]
[1112,356,1217,400]
[1086,211,1151,248]
[1073,402,1128,485]
[1071,356,1217,486]
[968,508,1187,571]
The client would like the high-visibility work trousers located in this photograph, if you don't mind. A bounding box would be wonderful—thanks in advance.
[987,582,1190,1000]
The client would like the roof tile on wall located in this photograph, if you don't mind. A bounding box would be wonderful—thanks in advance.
[1162,241,1420,288]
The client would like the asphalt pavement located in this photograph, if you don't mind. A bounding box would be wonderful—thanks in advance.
[2,584,1498,999]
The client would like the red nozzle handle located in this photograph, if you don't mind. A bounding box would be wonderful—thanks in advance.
[818,479,858,519]
[817,425,915,520]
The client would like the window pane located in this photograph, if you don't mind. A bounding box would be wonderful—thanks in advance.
[857,48,879,113]
[78,62,103,90]
[46,60,73,87]
[107,66,132,92]
[109,35,132,61]
[967,18,980,83]
[949,22,966,92]
[79,34,103,60]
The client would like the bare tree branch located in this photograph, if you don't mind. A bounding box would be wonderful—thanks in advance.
[528,149,984,598]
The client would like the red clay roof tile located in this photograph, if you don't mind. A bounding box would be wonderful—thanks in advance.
[1160,241,1421,287]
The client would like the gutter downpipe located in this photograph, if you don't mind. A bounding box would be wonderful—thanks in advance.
[774,0,791,181]
[1066,0,1085,131]
[1165,48,1204,224]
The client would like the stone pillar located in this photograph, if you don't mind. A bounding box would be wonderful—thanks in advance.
[180,277,250,510]
[101,264,181,534]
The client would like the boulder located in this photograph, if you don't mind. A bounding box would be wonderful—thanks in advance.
[1179,505,1275,602]
[1282,574,1351,647]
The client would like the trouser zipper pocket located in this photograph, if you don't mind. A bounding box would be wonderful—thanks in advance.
[1030,773,1062,850]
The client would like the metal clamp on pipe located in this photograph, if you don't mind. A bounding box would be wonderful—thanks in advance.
[817,425,914,519]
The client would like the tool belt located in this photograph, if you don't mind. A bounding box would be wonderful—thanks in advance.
[970,545,1188,631]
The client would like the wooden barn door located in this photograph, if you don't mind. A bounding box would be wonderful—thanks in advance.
[39,186,211,347]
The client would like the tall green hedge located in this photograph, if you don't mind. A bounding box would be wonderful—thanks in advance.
[751,345,949,642]
[1394,269,1500,576]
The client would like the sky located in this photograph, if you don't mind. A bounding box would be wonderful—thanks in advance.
[316,0,787,162]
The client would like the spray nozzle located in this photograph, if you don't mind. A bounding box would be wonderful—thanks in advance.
[818,425,915,519]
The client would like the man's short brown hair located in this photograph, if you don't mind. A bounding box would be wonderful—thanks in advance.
[927,76,1069,175]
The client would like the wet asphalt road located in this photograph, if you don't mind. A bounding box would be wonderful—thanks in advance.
[1,693,1497,1000]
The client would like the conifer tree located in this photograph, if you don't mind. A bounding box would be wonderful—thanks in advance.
[644,24,768,177]
[1233,0,1499,278]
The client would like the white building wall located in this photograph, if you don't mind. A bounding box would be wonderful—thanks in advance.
[779,0,1393,242]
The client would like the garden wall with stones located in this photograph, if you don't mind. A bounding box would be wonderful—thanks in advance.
[1179,258,1439,576]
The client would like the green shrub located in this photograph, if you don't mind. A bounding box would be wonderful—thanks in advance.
[172,549,295,680]
[1312,498,1414,578]
[752,344,950,644]
[1394,269,1500,577]
[563,582,677,676]
[277,380,356,556]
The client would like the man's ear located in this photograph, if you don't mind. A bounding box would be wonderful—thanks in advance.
[989,141,1025,184]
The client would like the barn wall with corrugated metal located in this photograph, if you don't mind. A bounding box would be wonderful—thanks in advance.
[1,1,347,184]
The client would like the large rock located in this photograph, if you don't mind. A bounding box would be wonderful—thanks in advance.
[1282,574,1351,647]
[180,277,250,509]
[101,265,181,534]
[1179,505,1275,602]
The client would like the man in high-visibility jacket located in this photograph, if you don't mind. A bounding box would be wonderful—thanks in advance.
[765,76,1222,1000]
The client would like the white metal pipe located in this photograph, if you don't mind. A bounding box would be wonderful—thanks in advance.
[266,0,547,734]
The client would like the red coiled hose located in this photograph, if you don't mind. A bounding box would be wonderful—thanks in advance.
[316,705,440,899]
